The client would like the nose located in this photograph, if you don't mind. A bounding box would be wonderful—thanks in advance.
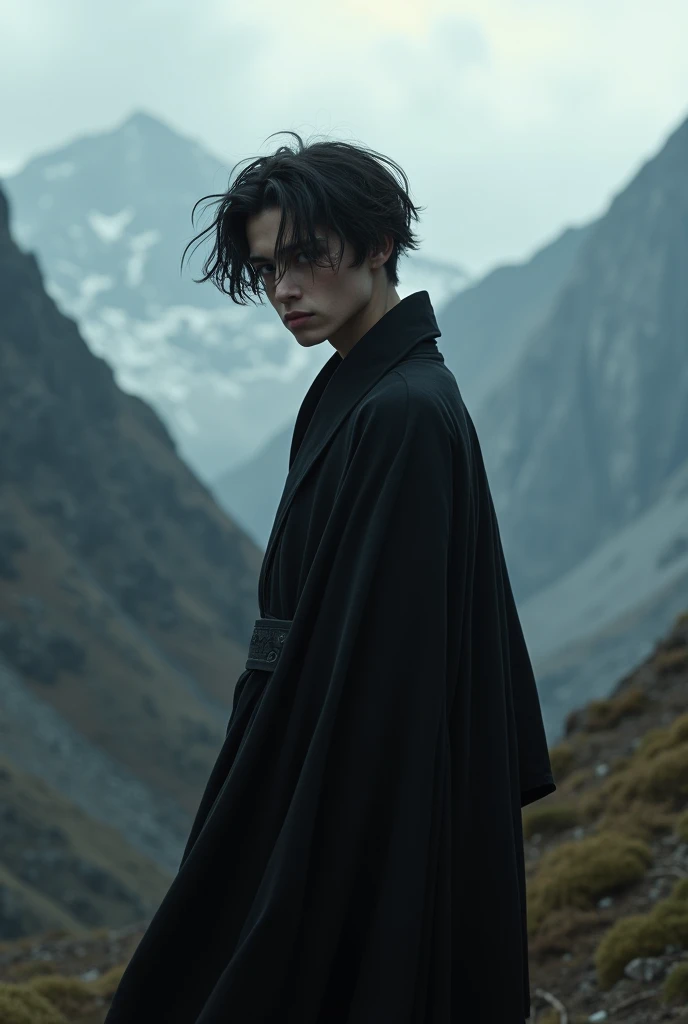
[274,274,301,302]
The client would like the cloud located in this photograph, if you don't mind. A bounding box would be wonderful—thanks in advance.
[0,0,687,274]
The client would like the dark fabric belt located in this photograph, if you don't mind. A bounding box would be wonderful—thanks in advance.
[245,617,293,672]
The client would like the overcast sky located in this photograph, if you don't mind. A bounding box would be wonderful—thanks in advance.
[2,0,688,278]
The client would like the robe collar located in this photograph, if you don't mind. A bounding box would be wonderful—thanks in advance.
[258,289,442,613]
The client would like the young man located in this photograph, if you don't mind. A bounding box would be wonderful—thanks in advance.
[106,131,555,1023]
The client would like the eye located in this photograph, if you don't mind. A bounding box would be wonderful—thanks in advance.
[256,250,313,279]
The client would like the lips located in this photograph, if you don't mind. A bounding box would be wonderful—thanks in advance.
[285,313,315,330]
[285,313,313,323]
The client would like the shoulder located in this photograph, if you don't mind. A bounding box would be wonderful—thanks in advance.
[352,373,453,461]
[359,371,447,425]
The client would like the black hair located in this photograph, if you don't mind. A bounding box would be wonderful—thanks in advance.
[179,130,426,305]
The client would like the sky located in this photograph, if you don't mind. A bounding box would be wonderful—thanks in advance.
[2,0,688,278]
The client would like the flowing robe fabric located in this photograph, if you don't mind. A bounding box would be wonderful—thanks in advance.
[105,289,555,1023]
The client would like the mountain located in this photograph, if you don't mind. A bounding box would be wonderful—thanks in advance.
[473,112,688,603]
[0,174,265,924]
[0,110,469,484]
[211,423,292,550]
[521,453,688,743]
[437,220,595,413]
[0,750,173,942]
[2,607,688,1023]
[212,221,594,549]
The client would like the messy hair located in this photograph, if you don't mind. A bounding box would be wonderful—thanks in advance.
[179,130,425,305]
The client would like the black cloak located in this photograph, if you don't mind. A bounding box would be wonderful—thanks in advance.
[105,289,555,1024]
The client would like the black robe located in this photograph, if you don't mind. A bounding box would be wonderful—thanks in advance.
[104,289,555,1024]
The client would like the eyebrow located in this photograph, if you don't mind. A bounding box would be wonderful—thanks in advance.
[249,236,327,265]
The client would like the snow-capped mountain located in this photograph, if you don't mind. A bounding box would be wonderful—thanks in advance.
[0,110,469,483]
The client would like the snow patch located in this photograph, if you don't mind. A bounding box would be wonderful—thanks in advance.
[88,207,136,243]
[126,229,161,288]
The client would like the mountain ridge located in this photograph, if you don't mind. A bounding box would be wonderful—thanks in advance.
[0,176,264,911]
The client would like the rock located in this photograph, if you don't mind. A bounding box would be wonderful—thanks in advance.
[624,956,666,982]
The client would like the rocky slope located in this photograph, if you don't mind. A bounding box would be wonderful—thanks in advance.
[0,754,173,943]
[521,605,688,1021]
[0,174,266,932]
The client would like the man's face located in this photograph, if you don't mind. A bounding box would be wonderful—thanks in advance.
[245,206,382,355]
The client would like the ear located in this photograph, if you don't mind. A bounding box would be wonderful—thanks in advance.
[370,234,394,268]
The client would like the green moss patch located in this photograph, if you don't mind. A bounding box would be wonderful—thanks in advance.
[581,718,688,818]
[592,797,677,842]
[28,975,100,1018]
[0,983,67,1024]
[523,800,582,840]
[528,832,652,936]
[662,961,688,1005]
[675,808,688,843]
[655,646,688,675]
[584,686,651,731]
[91,962,127,999]
[594,877,688,989]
